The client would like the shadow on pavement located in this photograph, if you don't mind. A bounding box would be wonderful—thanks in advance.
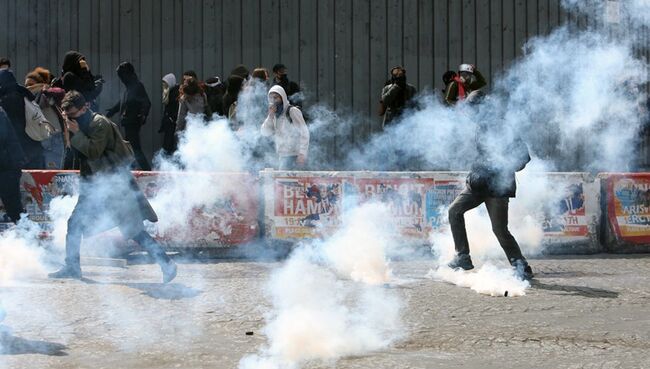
[531,281,619,298]
[119,283,203,300]
[0,328,68,356]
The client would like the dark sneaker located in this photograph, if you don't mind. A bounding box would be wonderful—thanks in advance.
[48,265,82,279]
[511,259,533,280]
[448,254,474,271]
[161,260,177,284]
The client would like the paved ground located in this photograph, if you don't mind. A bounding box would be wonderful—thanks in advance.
[1,254,649,369]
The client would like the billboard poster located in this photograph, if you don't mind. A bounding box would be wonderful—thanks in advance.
[542,182,590,238]
[607,174,650,243]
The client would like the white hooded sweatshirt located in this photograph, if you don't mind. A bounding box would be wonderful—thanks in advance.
[261,85,309,158]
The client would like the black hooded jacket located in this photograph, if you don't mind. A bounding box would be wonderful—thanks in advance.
[54,51,103,103]
[0,107,27,171]
[0,70,42,161]
[106,62,151,126]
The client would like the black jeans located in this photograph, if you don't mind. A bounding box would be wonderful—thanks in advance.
[65,194,169,268]
[448,187,524,262]
[123,124,151,171]
[0,169,24,223]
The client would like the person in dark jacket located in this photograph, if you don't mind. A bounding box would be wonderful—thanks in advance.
[106,62,152,171]
[222,74,245,121]
[446,98,533,280]
[205,76,226,117]
[49,91,177,282]
[0,107,26,223]
[53,51,104,110]
[272,63,301,107]
[0,69,44,169]
[159,73,180,156]
[0,57,10,71]
[380,66,417,129]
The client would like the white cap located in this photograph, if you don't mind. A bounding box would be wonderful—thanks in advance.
[458,64,474,73]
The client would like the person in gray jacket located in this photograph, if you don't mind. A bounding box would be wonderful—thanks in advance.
[176,77,210,133]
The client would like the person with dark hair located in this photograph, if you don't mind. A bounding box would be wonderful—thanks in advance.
[182,70,198,83]
[222,74,244,121]
[442,70,457,96]
[230,64,250,80]
[52,51,104,110]
[444,63,487,106]
[176,77,209,133]
[49,91,177,282]
[0,107,26,223]
[106,62,152,171]
[24,67,67,169]
[0,58,10,71]
[380,66,417,129]
[261,85,309,170]
[0,69,44,169]
[447,101,533,280]
[205,76,226,117]
[159,73,180,155]
[272,63,301,107]
[252,68,269,82]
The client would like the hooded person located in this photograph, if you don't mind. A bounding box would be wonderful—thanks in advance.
[222,74,245,122]
[0,107,26,223]
[271,63,302,108]
[176,77,210,133]
[53,51,104,110]
[261,85,309,170]
[0,69,43,169]
[447,96,533,280]
[106,62,152,171]
[204,76,226,117]
[444,63,487,106]
[48,91,177,282]
[380,66,417,129]
[159,73,180,155]
[24,67,67,169]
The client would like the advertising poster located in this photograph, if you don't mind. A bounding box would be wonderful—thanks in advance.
[542,182,590,238]
[607,174,650,243]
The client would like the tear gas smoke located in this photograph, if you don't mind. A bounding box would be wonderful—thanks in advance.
[239,202,403,369]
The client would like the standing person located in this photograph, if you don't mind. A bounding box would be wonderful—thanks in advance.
[53,51,104,110]
[176,77,210,133]
[0,107,26,223]
[222,75,244,123]
[252,68,269,82]
[24,67,67,169]
[271,63,301,107]
[261,85,309,170]
[0,58,10,71]
[0,69,44,169]
[48,91,177,282]
[380,66,417,129]
[106,62,152,171]
[204,76,226,117]
[159,73,180,156]
[444,63,487,106]
[446,101,533,280]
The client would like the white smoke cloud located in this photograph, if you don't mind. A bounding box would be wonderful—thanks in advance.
[239,202,403,369]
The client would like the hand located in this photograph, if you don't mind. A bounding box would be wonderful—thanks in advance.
[66,118,79,133]
[297,154,306,166]
[268,104,277,116]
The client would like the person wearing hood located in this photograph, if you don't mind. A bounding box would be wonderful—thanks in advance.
[0,69,43,169]
[106,62,152,171]
[447,97,533,280]
[52,51,104,110]
[444,63,486,106]
[261,85,309,170]
[24,67,67,169]
[49,91,177,283]
[380,66,417,129]
[176,77,210,133]
[205,76,226,117]
[0,107,26,223]
[159,73,180,156]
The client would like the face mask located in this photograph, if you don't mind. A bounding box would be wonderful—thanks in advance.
[393,75,406,85]
[274,101,283,117]
[76,110,93,129]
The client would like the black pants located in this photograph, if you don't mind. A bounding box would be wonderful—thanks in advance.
[65,193,169,268]
[123,124,151,171]
[0,169,24,223]
[448,187,524,262]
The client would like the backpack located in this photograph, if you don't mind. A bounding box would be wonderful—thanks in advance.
[24,97,54,141]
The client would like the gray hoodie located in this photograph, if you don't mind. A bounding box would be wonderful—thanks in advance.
[261,85,309,158]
